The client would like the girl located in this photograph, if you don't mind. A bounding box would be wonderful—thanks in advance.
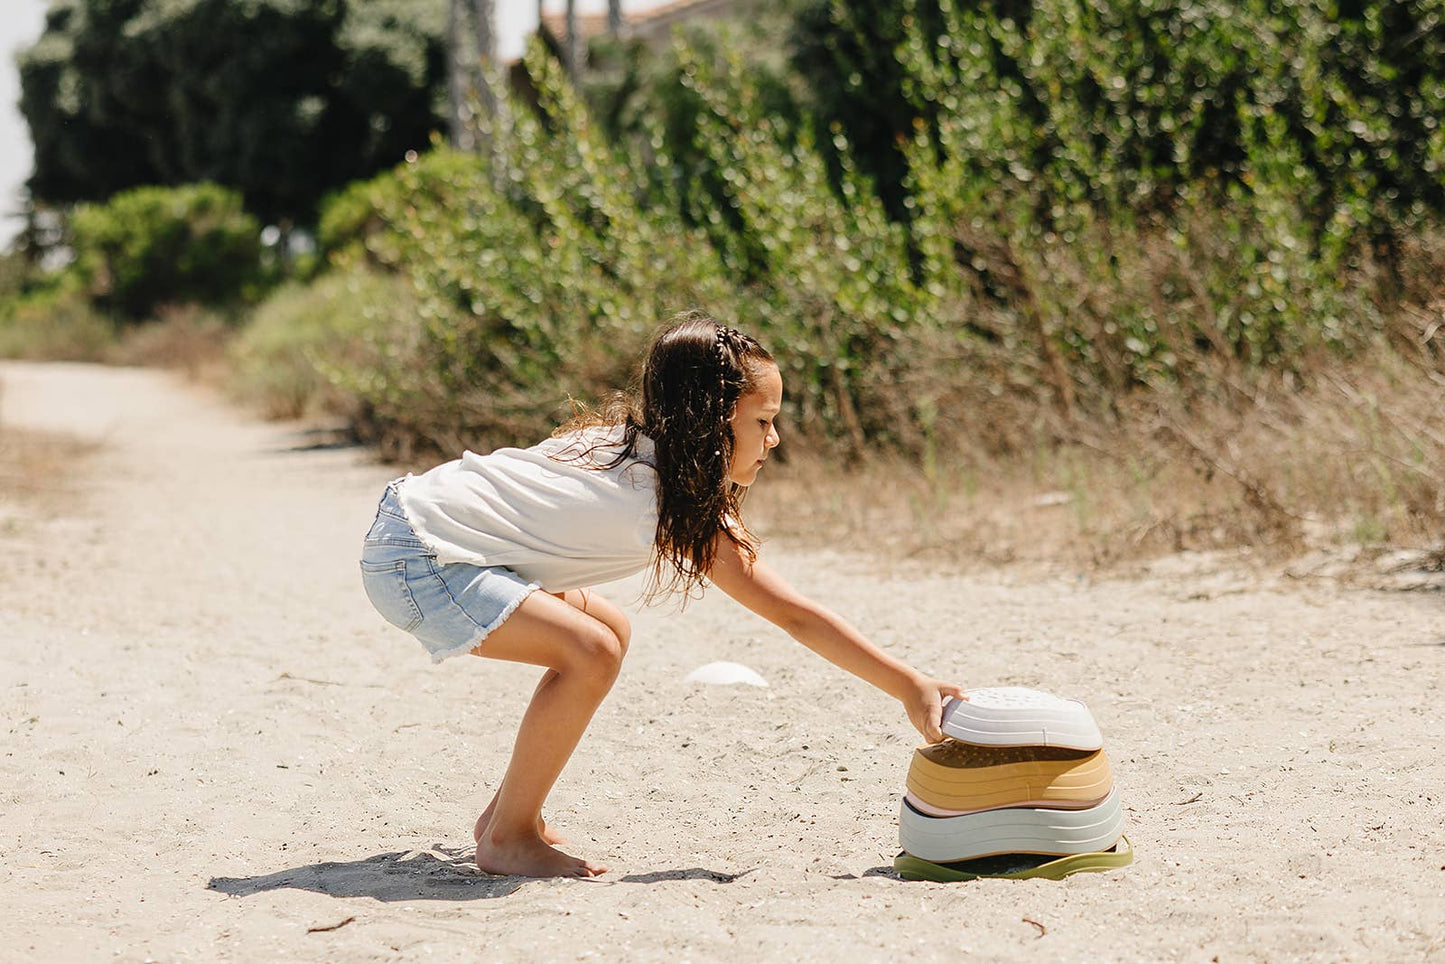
[360,311,965,878]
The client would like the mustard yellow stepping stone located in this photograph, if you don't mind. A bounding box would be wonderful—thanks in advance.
[906,739,1113,814]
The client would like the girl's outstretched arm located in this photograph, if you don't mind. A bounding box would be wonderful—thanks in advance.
[708,534,965,742]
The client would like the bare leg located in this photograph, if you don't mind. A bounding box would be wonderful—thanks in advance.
[464,588,630,878]
[475,670,568,846]
[472,590,628,853]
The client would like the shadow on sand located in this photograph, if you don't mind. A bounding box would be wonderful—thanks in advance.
[267,424,360,455]
[831,866,898,880]
[208,846,524,902]
[619,867,755,884]
[208,846,757,902]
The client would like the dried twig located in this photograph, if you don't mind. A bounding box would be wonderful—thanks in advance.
[274,672,344,687]
[307,916,356,934]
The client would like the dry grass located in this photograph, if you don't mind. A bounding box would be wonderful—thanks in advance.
[746,341,1444,580]
[0,424,100,517]
[105,305,233,382]
[1,298,235,381]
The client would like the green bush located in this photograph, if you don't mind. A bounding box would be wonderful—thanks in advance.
[674,36,954,449]
[308,42,751,455]
[71,183,264,320]
[0,285,116,361]
[228,268,417,420]
[316,145,476,268]
[806,0,1445,246]
[889,0,1406,389]
[295,8,1443,462]
[0,251,30,305]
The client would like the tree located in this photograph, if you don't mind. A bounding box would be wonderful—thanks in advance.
[446,0,497,151]
[565,0,579,75]
[18,0,449,226]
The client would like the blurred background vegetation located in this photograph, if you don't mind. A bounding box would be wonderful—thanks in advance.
[2,0,1441,568]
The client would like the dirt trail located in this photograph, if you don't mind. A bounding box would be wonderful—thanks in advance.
[1,360,1441,963]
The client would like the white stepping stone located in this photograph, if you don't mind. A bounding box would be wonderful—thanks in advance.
[942,687,1103,750]
[899,787,1125,862]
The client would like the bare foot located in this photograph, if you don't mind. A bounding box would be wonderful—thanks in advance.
[475,806,568,846]
[474,831,607,878]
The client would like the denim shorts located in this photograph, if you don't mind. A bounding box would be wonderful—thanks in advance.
[360,480,540,663]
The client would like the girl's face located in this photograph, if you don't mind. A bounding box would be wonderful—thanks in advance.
[727,362,783,486]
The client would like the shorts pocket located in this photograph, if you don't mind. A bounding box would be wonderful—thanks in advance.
[365,510,429,548]
[360,559,424,633]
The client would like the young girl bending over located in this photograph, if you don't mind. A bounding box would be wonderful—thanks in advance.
[360,312,965,878]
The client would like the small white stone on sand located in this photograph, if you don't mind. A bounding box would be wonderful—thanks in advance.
[683,661,768,687]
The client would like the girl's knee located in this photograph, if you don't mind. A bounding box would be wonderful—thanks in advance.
[610,611,632,655]
[573,590,630,659]
[569,620,626,680]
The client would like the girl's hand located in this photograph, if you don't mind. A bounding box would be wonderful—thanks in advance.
[903,676,968,743]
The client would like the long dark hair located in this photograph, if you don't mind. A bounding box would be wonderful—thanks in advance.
[555,309,776,600]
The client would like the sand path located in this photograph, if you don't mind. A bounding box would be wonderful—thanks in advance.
[0,361,1441,963]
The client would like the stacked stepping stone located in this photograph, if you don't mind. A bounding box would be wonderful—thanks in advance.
[895,687,1131,881]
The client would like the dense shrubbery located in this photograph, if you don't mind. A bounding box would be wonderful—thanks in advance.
[70,183,263,320]
[227,268,417,420]
[310,50,752,455]
[0,283,116,361]
[799,0,1444,244]
[0,183,262,357]
[3,0,1424,552]
[215,0,1436,557]
[303,6,1440,462]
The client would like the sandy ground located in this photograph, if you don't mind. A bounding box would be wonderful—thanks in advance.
[0,360,1442,964]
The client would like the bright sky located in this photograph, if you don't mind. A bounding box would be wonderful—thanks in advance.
[498,0,541,62]
[1,0,48,250]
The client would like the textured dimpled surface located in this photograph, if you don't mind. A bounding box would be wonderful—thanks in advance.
[918,739,1093,769]
[964,687,1081,710]
[942,686,1103,750]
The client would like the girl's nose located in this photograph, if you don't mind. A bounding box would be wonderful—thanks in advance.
[766,424,780,449]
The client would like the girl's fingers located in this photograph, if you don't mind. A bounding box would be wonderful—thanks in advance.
[925,698,945,743]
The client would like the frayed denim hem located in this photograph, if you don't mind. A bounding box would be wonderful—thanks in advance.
[428,582,542,663]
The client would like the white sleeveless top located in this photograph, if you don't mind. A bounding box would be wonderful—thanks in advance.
[397,426,659,592]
